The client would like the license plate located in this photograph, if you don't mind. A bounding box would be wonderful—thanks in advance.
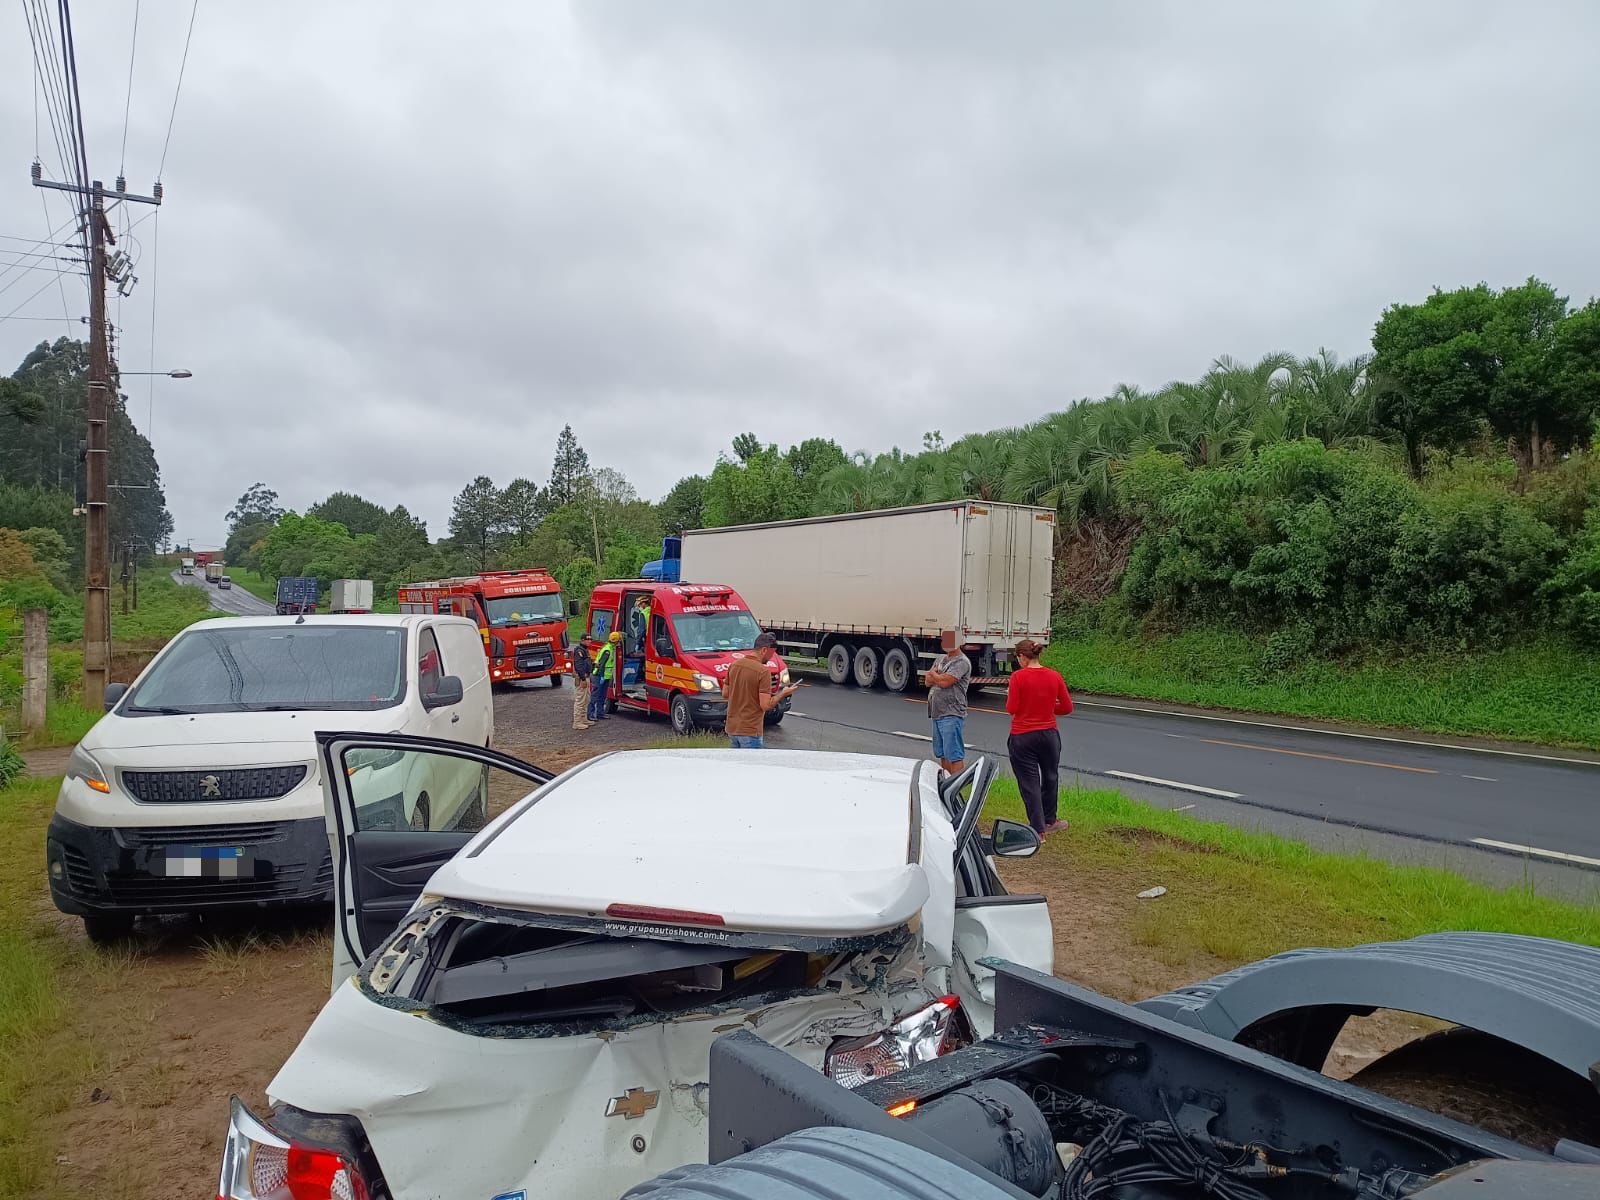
[162,846,254,878]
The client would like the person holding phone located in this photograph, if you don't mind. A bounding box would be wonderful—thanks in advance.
[723,632,800,748]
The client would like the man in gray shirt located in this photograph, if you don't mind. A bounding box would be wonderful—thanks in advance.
[925,630,972,775]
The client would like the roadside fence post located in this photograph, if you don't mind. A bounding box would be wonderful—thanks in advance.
[22,607,48,733]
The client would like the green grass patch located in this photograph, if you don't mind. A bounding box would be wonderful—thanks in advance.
[1045,627,1600,750]
[0,775,73,1196]
[986,777,1600,965]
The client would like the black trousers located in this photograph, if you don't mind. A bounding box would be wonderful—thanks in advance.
[1008,728,1062,834]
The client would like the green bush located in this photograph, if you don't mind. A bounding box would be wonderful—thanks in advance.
[1544,510,1600,646]
[0,737,22,788]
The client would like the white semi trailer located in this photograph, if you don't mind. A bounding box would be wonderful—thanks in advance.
[678,500,1055,691]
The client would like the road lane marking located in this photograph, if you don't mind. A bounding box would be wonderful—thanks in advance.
[1105,770,1241,799]
[1462,775,1498,782]
[1174,804,1196,812]
[1470,839,1600,868]
[893,731,933,742]
[1197,736,1436,774]
[1068,698,1598,766]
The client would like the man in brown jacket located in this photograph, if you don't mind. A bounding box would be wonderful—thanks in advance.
[722,632,798,748]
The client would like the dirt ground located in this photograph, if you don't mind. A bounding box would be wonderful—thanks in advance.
[28,682,1430,1199]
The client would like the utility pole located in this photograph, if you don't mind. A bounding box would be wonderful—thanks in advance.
[33,168,164,701]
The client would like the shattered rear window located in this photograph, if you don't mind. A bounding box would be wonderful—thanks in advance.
[363,904,911,1036]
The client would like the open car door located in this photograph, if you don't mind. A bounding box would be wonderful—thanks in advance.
[316,731,553,989]
[942,757,1054,1035]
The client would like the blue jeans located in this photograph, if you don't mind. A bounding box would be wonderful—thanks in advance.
[588,677,610,721]
[729,734,765,749]
[930,716,966,763]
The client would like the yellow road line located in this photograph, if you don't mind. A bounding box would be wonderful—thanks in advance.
[1197,736,1437,775]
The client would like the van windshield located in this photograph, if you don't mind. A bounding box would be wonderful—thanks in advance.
[483,594,564,627]
[124,625,406,714]
[671,611,761,653]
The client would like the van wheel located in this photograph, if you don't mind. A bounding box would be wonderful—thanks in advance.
[882,646,913,693]
[83,910,135,945]
[852,645,882,688]
[670,694,696,736]
[410,793,431,833]
[826,644,853,685]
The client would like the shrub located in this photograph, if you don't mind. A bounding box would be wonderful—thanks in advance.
[1544,510,1600,646]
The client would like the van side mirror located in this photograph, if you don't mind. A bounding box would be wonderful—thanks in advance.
[984,818,1040,858]
[103,682,128,712]
[423,675,464,711]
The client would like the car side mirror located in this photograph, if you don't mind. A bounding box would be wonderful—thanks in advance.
[103,682,128,712]
[568,600,580,617]
[985,818,1040,858]
[423,675,464,711]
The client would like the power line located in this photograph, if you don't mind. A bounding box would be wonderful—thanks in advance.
[158,0,199,179]
[119,0,140,176]
[22,0,79,194]
[0,272,66,322]
[58,1,94,204]
[39,189,77,333]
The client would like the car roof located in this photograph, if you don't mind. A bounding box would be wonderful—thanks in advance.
[182,614,468,630]
[430,749,934,937]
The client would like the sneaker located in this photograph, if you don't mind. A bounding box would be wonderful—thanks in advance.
[1045,820,1070,834]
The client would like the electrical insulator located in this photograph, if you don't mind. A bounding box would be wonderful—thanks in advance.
[152,181,163,203]
[116,175,126,193]
[30,160,42,182]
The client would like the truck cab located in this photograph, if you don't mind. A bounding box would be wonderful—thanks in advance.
[399,570,572,687]
[585,580,792,734]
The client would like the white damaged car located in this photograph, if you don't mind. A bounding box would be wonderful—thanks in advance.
[217,737,1052,1200]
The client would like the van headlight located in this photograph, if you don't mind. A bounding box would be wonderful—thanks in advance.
[66,745,111,794]
[695,673,720,692]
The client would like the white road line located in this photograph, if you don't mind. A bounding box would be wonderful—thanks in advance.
[1076,699,1598,767]
[892,730,934,742]
[788,711,808,718]
[1105,770,1242,799]
[1470,838,1600,868]
[1462,775,1498,782]
[1174,804,1197,812]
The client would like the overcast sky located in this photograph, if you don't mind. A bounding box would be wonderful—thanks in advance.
[3,1,1598,548]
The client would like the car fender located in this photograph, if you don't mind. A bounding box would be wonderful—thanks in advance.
[1136,932,1600,1079]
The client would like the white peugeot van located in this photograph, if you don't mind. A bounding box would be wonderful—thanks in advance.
[47,614,494,941]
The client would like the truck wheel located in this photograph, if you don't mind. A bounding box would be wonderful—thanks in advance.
[670,693,696,736]
[548,673,563,688]
[852,645,882,688]
[1349,1028,1600,1152]
[826,644,853,685]
[83,910,135,945]
[764,710,784,727]
[882,646,913,693]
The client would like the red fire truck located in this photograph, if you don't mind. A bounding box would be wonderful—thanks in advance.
[398,569,573,686]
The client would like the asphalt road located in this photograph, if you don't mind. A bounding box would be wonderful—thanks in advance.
[171,569,277,616]
[772,677,1600,899]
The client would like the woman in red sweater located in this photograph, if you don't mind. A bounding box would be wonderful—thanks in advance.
[1005,639,1073,837]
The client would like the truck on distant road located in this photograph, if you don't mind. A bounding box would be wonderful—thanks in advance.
[329,579,373,614]
[204,561,224,585]
[275,576,319,615]
[180,557,195,575]
[678,501,1055,691]
[398,569,572,686]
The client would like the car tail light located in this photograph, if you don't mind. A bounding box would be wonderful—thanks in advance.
[824,995,963,1089]
[218,1098,369,1200]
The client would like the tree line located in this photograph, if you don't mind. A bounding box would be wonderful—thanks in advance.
[220,275,1599,649]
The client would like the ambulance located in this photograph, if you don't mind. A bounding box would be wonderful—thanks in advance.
[584,579,791,733]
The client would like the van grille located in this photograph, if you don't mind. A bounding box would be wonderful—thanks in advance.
[119,821,295,848]
[121,766,307,804]
[61,844,95,892]
[103,863,311,904]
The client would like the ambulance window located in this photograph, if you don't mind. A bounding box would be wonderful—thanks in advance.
[418,627,445,694]
[651,614,673,656]
[588,608,614,641]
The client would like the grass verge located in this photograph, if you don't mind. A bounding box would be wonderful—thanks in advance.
[1046,627,1600,750]
[0,776,72,1196]
[985,777,1600,966]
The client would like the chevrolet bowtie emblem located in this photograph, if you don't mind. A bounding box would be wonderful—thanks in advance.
[199,774,222,798]
[605,1088,659,1120]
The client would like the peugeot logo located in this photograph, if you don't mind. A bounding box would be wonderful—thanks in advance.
[199,774,222,798]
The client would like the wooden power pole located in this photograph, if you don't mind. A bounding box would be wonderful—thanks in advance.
[33,170,164,702]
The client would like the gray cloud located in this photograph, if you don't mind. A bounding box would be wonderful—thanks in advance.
[3,0,1598,546]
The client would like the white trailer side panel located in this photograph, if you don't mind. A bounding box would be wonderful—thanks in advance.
[681,506,968,634]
